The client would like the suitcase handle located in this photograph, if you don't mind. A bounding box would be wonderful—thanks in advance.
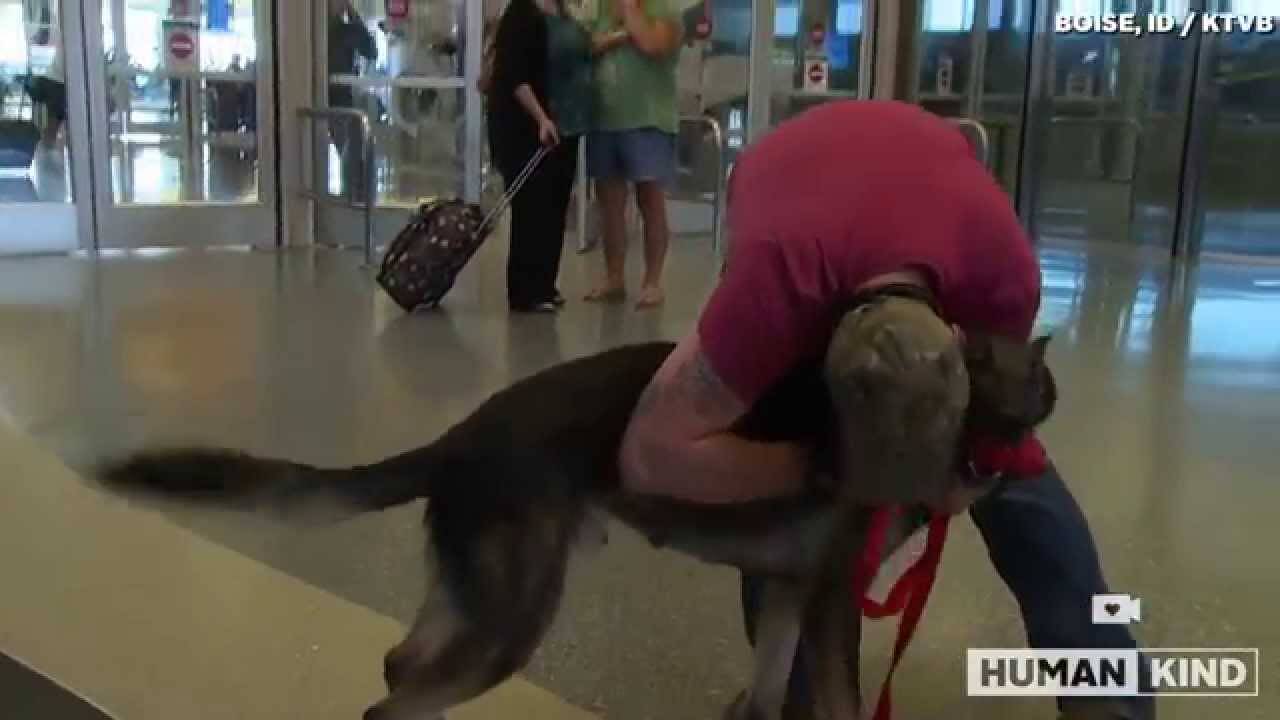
[478,145,550,235]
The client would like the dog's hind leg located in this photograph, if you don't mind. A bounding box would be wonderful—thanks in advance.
[364,498,578,720]
[727,578,807,720]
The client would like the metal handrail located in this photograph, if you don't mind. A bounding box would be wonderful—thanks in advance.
[297,107,377,265]
[949,117,992,169]
[689,114,728,255]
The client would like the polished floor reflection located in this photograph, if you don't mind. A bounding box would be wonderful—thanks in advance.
[0,238,1277,719]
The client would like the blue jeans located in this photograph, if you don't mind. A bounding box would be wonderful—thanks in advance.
[741,462,1155,718]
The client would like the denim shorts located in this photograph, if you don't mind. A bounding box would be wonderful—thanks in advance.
[586,128,677,187]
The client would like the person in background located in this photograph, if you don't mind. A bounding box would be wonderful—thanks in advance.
[328,0,377,200]
[584,0,682,309]
[488,0,594,312]
[24,2,66,147]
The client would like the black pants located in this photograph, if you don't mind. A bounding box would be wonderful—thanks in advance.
[497,136,579,308]
[328,86,368,202]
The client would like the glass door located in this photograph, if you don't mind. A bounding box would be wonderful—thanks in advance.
[1183,1,1280,260]
[746,0,877,137]
[0,0,89,253]
[1021,0,1201,251]
[915,0,1036,193]
[82,0,277,248]
[311,0,481,250]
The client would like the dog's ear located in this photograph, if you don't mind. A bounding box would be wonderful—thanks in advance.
[1031,334,1052,364]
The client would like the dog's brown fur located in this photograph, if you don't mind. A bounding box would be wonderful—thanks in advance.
[99,326,1054,720]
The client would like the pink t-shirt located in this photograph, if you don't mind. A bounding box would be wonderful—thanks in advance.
[699,101,1041,405]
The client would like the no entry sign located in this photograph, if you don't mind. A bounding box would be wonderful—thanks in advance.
[164,20,200,74]
[169,32,194,59]
[804,60,828,92]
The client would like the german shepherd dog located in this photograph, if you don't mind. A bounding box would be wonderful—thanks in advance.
[100,305,1055,720]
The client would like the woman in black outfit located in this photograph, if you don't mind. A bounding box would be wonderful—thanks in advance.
[487,0,599,312]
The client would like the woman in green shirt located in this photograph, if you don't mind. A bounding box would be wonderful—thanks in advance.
[487,0,597,312]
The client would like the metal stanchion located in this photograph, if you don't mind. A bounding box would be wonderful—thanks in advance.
[297,107,376,265]
[576,137,590,253]
[678,114,728,253]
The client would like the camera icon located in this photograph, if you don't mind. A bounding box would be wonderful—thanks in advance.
[1092,593,1142,625]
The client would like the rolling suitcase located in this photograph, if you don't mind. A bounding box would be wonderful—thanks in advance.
[377,146,549,312]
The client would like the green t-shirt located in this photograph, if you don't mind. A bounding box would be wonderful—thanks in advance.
[593,0,682,134]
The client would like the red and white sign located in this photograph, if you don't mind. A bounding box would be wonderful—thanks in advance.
[804,59,828,92]
[386,0,410,19]
[163,21,200,74]
[169,32,194,59]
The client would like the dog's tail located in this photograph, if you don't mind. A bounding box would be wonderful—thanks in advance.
[98,444,442,523]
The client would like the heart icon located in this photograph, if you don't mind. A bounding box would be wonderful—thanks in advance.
[1105,603,1121,616]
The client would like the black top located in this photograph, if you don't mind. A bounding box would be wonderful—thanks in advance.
[487,0,549,165]
[329,11,376,75]
[328,11,376,107]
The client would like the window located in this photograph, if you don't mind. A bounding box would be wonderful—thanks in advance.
[836,0,862,34]
[922,0,1015,32]
[924,0,974,32]
[0,4,26,70]
[775,2,798,36]
[1221,0,1280,12]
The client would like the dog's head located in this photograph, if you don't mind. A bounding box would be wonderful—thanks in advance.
[962,333,1057,441]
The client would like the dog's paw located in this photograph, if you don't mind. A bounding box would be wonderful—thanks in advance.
[723,690,777,720]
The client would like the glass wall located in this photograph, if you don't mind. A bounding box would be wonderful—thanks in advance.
[913,0,1033,194]
[768,0,869,123]
[1025,0,1199,250]
[321,0,467,206]
[1,0,71,204]
[1192,5,1280,259]
[101,0,262,204]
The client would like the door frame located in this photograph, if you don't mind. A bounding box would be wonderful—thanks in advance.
[79,0,280,249]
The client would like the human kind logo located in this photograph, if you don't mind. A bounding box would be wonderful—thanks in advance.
[968,594,1259,698]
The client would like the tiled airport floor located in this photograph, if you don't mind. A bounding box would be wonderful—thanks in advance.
[0,234,1278,719]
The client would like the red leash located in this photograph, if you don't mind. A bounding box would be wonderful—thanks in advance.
[852,509,951,720]
[849,433,1047,719]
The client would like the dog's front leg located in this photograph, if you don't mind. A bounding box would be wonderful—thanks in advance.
[801,508,873,720]
[727,577,807,720]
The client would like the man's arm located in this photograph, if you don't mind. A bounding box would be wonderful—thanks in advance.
[620,333,812,503]
[617,0,681,58]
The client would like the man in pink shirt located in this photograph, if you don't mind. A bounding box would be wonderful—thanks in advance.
[619,102,1151,719]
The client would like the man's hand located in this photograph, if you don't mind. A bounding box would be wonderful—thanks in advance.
[620,333,811,503]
